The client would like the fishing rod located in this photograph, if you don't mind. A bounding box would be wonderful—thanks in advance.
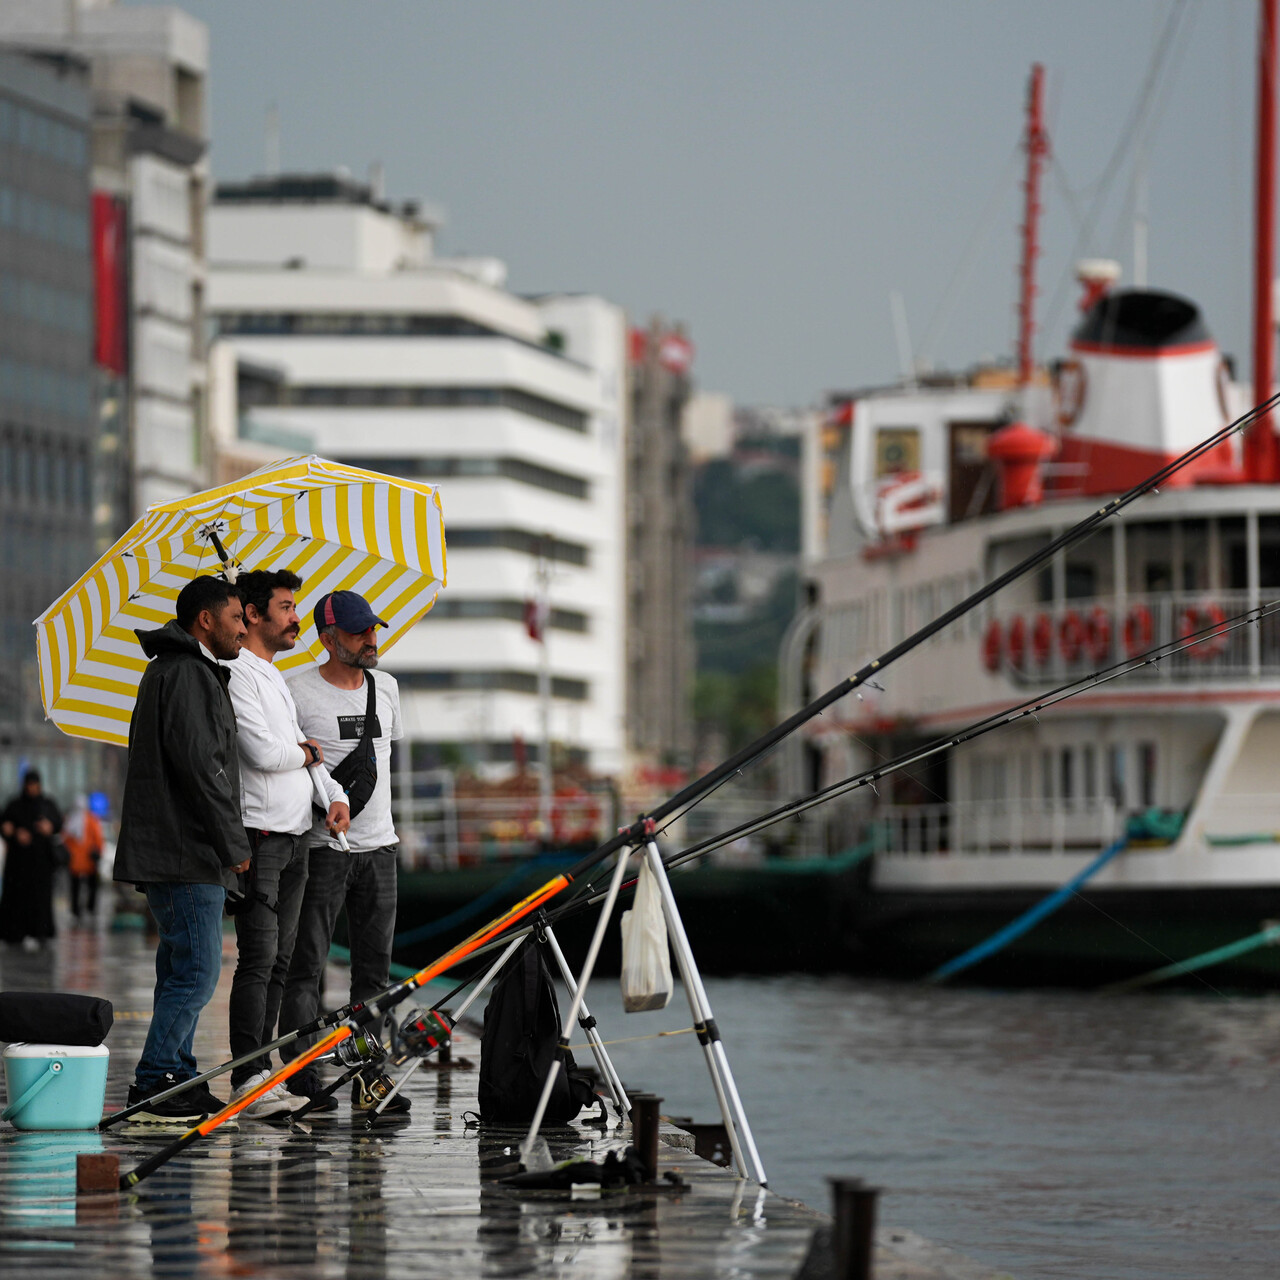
[117,401,1274,1179]
[452,597,1280,962]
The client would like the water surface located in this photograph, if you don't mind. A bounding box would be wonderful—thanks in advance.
[588,973,1280,1280]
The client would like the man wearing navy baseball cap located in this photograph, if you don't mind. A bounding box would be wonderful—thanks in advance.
[279,589,410,1116]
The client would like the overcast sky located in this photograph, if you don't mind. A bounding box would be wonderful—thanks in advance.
[174,1,1260,406]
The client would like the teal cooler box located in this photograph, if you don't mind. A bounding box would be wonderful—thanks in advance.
[2,1043,109,1130]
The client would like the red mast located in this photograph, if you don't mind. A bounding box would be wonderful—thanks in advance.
[1248,0,1279,482]
[1016,63,1049,388]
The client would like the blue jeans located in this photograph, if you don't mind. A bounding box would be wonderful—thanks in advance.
[135,882,226,1090]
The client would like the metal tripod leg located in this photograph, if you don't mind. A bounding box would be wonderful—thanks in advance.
[643,839,767,1186]
[543,923,630,1119]
[520,845,631,1167]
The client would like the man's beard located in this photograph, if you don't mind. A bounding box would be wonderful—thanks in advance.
[209,629,242,660]
[333,637,378,669]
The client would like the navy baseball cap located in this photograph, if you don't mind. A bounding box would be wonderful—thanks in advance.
[313,590,387,634]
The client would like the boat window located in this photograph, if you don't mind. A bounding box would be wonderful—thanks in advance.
[1066,563,1096,599]
[1060,749,1075,805]
[1145,562,1172,592]
[1041,749,1054,800]
[1138,742,1157,808]
[1082,745,1096,801]
[1107,745,1126,809]
[875,427,919,477]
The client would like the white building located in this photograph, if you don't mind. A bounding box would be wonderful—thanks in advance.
[206,174,628,776]
[0,0,211,517]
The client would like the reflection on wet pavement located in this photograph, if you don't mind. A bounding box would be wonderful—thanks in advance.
[0,924,819,1279]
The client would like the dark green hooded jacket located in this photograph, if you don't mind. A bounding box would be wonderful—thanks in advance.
[113,621,249,888]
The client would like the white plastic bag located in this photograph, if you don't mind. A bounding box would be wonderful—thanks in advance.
[619,859,673,1012]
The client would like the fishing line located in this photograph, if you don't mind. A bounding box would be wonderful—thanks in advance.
[567,1027,697,1051]
[524,599,1280,931]
[664,599,1280,868]
[1067,889,1229,999]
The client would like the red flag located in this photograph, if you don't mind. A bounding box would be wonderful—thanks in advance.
[523,599,548,642]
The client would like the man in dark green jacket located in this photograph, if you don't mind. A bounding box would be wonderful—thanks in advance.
[115,575,251,1123]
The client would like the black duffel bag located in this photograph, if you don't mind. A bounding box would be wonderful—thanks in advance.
[0,992,113,1046]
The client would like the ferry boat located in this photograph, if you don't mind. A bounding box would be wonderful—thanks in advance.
[789,58,1280,983]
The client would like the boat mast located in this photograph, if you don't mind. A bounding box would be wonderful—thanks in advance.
[1016,63,1048,389]
[1248,0,1279,482]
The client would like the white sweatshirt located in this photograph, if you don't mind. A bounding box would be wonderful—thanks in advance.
[223,646,345,835]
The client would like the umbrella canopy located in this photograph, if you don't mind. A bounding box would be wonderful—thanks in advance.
[35,455,447,746]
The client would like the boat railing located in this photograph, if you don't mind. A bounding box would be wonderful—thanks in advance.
[987,589,1280,682]
[875,798,1121,858]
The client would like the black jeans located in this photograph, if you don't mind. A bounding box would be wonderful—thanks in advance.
[279,844,397,1063]
[228,831,310,1088]
[70,873,98,917]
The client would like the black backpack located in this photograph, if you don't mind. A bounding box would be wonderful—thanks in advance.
[478,938,599,1126]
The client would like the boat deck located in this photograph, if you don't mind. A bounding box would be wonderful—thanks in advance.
[0,920,1008,1279]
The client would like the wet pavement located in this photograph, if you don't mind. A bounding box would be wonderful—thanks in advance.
[0,918,1007,1279]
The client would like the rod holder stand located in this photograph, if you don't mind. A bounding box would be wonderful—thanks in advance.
[829,1176,879,1280]
[630,1092,662,1182]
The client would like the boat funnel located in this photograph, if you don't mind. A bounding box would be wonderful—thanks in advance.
[1050,288,1236,495]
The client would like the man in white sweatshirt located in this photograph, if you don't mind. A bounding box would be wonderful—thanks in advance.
[224,569,350,1119]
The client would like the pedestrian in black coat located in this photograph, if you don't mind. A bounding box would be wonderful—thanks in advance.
[0,770,62,948]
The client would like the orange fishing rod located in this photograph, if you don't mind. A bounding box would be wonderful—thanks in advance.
[119,872,571,1187]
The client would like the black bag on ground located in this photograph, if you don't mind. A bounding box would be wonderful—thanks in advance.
[478,938,599,1125]
[315,671,379,822]
[0,991,113,1045]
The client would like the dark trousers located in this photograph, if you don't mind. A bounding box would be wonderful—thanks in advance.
[228,831,310,1088]
[70,873,99,917]
[279,844,397,1062]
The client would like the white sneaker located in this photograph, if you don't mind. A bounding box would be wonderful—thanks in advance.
[232,1070,311,1119]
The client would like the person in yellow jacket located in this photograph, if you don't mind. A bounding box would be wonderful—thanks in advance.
[62,795,104,922]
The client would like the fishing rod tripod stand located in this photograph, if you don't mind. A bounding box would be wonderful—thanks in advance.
[521,832,768,1186]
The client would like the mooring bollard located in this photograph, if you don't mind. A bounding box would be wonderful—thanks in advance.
[828,1176,879,1280]
[630,1092,662,1182]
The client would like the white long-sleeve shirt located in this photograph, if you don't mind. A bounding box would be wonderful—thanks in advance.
[223,646,345,835]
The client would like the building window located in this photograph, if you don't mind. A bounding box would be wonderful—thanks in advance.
[447,528,590,567]
[282,383,587,432]
[393,669,589,701]
[340,454,589,500]
[426,597,589,632]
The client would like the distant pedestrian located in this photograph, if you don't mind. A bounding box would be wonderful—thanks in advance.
[62,793,105,922]
[223,569,349,1121]
[0,770,62,949]
[114,575,251,1124]
[280,590,410,1116]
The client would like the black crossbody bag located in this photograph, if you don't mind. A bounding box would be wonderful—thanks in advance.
[314,672,379,822]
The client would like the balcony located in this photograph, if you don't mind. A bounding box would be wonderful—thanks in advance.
[985,590,1280,683]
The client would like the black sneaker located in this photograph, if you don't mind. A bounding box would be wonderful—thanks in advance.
[186,1082,228,1115]
[352,1071,411,1116]
[287,1065,339,1113]
[126,1074,207,1125]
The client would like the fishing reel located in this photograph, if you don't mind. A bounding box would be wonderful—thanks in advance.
[334,1026,387,1069]
[390,1005,453,1059]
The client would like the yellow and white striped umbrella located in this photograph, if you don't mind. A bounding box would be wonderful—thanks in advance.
[34,454,447,746]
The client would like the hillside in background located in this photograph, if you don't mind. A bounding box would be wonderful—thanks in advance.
[692,430,802,761]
